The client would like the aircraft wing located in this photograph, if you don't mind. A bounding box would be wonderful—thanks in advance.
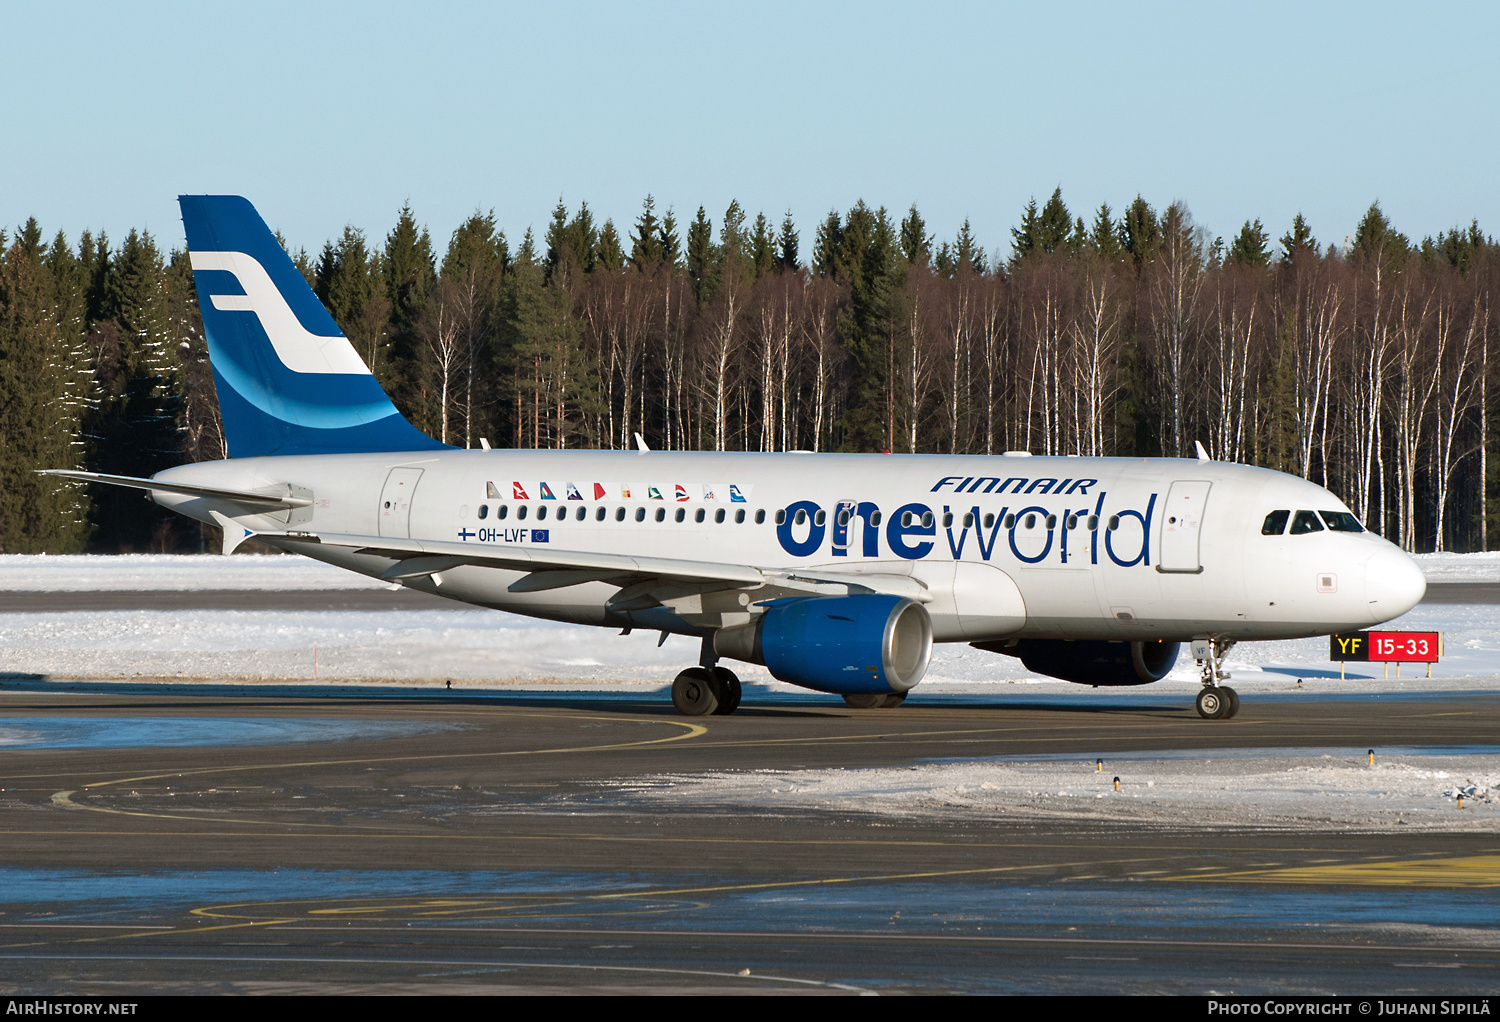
[38,470,311,512]
[252,528,767,590]
[236,526,931,604]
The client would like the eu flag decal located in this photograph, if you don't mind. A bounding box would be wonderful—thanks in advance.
[531,529,550,543]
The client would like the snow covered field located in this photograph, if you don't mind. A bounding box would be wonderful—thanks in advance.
[0,552,1494,691]
[620,751,1500,832]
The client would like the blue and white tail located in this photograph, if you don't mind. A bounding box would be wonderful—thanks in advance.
[179,195,447,458]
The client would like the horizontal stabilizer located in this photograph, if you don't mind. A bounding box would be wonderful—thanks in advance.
[39,470,312,511]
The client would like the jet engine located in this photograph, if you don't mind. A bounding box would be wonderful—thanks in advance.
[974,638,1181,686]
[715,594,933,695]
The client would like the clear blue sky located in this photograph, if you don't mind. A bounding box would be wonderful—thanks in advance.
[5,1,1497,260]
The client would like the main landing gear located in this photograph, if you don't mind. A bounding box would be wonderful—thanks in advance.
[671,665,741,716]
[1194,637,1239,720]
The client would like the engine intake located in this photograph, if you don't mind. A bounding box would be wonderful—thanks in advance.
[973,638,1181,686]
[715,594,933,695]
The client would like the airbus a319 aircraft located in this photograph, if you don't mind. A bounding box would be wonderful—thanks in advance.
[48,197,1428,719]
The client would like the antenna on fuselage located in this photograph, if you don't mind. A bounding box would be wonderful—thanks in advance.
[635,433,651,453]
[1194,441,1211,462]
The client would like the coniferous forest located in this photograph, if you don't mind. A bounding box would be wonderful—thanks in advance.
[0,190,1495,554]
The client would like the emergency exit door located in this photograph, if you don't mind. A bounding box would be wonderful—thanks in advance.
[378,468,424,537]
[1157,480,1211,573]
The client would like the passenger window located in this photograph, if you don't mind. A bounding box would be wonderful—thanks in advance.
[1107,515,1119,531]
[615,507,625,522]
[1045,515,1057,529]
[576,506,586,522]
[1262,510,1289,535]
[635,507,645,522]
[497,505,508,520]
[654,507,665,522]
[695,508,705,523]
[1320,510,1365,533]
[870,511,882,526]
[517,505,528,521]
[755,509,766,524]
[942,512,953,528]
[735,509,745,523]
[477,505,488,520]
[716,509,726,523]
[775,509,786,525]
[983,513,994,529]
[1087,515,1098,530]
[1290,510,1324,535]
[1024,514,1036,529]
[1065,514,1076,529]
[675,508,685,523]
[596,506,607,522]
[963,512,974,528]
[921,512,933,528]
[536,505,548,521]
[794,509,807,525]
[814,510,826,526]
[1003,514,1016,529]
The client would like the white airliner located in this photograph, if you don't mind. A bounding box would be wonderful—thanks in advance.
[46,196,1427,719]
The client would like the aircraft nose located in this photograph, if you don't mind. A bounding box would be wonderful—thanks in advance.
[1364,547,1426,623]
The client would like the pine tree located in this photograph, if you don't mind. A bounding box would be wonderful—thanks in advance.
[1227,218,1271,267]
[595,219,625,271]
[749,212,775,280]
[1120,195,1159,264]
[812,211,842,277]
[1278,213,1317,261]
[86,228,183,551]
[899,204,931,266]
[1090,203,1120,258]
[628,196,665,272]
[777,210,800,271]
[686,206,716,305]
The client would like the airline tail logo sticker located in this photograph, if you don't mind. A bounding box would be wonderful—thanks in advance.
[486,481,500,499]
[593,483,607,500]
[512,482,528,500]
[566,482,583,500]
[675,484,689,501]
[730,484,749,503]
[702,486,717,502]
[189,251,371,376]
[621,485,632,498]
[648,486,664,500]
[539,482,557,500]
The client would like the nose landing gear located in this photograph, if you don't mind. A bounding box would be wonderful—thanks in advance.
[1193,637,1240,719]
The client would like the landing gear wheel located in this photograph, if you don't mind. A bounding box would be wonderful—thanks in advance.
[842,693,886,709]
[1222,686,1240,719]
[879,693,907,708]
[710,667,741,715]
[672,667,719,716]
[1195,687,1229,720]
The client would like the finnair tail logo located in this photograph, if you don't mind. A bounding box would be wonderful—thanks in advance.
[190,251,372,376]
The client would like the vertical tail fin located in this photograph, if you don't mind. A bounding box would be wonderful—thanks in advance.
[178,195,446,458]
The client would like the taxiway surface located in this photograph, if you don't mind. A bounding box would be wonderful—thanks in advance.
[2,688,1498,994]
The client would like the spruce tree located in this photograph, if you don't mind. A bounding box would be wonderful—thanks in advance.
[749,212,775,280]
[1227,218,1271,267]
[686,206,716,305]
[811,210,842,277]
[595,220,625,272]
[628,196,665,272]
[1278,213,1317,261]
[777,210,800,271]
[658,206,682,269]
[834,201,899,451]
[1089,203,1121,259]
[899,204,931,266]
[1120,196,1159,264]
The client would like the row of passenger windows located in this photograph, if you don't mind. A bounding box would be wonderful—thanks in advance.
[476,503,765,524]
[1261,509,1365,536]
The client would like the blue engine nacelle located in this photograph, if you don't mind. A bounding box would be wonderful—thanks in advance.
[973,638,1181,686]
[713,594,933,695]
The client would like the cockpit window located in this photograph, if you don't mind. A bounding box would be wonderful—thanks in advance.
[1261,510,1289,535]
[1289,510,1325,535]
[1319,510,1364,533]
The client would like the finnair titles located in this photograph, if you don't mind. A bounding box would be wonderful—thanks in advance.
[46,196,1428,720]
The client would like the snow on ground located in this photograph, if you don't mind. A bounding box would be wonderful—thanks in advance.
[0,552,1494,689]
[1412,551,1500,583]
[618,753,1500,832]
[0,553,384,591]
